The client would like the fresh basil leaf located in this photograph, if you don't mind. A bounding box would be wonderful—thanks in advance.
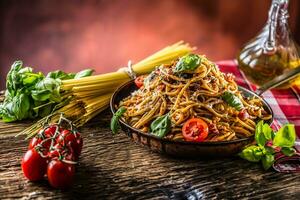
[239,145,263,162]
[265,146,275,154]
[0,102,17,122]
[31,90,52,101]
[262,123,274,140]
[31,78,61,102]
[22,75,39,86]
[254,120,267,146]
[74,69,94,79]
[47,70,75,80]
[273,124,296,148]
[261,154,275,170]
[111,107,126,134]
[6,61,23,95]
[173,54,201,73]
[0,93,31,121]
[150,114,171,138]
[281,147,296,156]
[34,78,60,91]
[222,91,244,111]
[18,66,33,74]
[14,93,30,120]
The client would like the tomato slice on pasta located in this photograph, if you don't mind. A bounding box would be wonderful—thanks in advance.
[182,118,208,142]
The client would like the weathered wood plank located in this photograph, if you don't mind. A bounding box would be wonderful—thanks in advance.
[0,110,300,199]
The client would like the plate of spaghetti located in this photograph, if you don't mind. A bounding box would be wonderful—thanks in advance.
[110,54,273,157]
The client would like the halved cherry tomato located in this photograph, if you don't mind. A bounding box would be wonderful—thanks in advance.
[47,159,75,189]
[182,118,209,142]
[21,149,47,181]
[134,76,146,88]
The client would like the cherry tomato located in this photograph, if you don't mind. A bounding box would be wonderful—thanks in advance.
[28,137,43,149]
[44,125,59,138]
[31,131,52,151]
[21,149,47,181]
[57,130,83,159]
[134,76,146,88]
[182,118,209,142]
[64,151,76,162]
[47,160,75,189]
[48,143,64,159]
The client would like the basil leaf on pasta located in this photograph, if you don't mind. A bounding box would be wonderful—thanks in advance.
[173,54,201,73]
[222,91,244,111]
[150,114,171,138]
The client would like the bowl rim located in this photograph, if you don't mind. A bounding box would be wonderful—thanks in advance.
[110,79,274,146]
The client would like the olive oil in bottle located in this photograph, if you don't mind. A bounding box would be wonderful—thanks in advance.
[237,0,300,87]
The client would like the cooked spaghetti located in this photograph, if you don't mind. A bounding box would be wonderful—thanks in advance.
[118,54,272,142]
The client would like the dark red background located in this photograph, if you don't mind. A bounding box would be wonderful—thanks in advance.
[1,0,300,89]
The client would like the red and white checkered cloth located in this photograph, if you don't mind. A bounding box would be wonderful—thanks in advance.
[217,60,300,138]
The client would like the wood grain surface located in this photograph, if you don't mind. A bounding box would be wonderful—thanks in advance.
[0,109,300,199]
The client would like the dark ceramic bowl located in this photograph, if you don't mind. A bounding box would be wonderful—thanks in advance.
[110,80,273,158]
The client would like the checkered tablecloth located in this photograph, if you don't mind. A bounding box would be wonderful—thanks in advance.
[217,60,300,138]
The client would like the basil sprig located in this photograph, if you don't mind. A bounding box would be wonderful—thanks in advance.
[0,61,93,122]
[239,121,297,170]
[222,91,244,111]
[150,114,171,138]
[110,107,127,134]
[47,69,94,80]
[173,54,201,73]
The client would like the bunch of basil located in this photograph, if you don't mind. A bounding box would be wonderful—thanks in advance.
[239,121,297,170]
[0,61,93,122]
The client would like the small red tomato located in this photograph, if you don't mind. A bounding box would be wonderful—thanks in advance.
[28,137,43,150]
[134,76,146,88]
[47,160,75,189]
[64,151,76,162]
[48,143,64,159]
[44,125,59,138]
[74,134,83,159]
[57,130,74,145]
[21,149,47,181]
[32,131,52,150]
[57,130,83,159]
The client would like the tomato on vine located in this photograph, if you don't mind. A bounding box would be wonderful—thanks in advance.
[28,137,43,150]
[57,130,83,159]
[47,159,75,189]
[21,149,47,181]
[21,114,82,189]
[44,125,59,138]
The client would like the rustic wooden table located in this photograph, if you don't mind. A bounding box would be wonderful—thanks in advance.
[0,109,300,199]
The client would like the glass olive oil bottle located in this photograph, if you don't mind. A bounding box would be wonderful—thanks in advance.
[237,0,300,87]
